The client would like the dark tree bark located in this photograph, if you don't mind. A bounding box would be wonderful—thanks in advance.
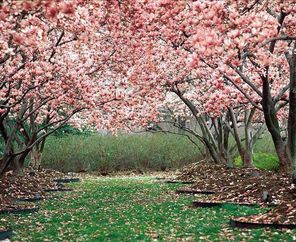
[287,44,296,169]
[261,74,291,170]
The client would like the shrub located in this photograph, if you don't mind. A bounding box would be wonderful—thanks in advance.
[234,153,279,170]
[41,133,202,173]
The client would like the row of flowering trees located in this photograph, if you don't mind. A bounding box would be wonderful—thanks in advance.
[0,0,295,175]
[103,0,296,170]
[0,1,161,175]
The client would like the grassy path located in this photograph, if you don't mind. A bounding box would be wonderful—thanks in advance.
[1,177,296,241]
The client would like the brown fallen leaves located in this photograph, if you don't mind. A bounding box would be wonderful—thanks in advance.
[176,162,296,226]
[0,168,66,213]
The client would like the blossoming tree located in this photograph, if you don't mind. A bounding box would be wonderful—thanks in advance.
[104,0,296,170]
[0,1,162,174]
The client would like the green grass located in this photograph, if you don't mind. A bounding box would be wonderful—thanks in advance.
[41,133,201,173]
[1,177,295,241]
[234,153,279,170]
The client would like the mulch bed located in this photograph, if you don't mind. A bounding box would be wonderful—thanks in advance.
[0,205,39,215]
[0,169,81,240]
[176,162,296,227]
[230,218,296,229]
[176,162,293,205]
[0,168,76,214]
[230,202,296,229]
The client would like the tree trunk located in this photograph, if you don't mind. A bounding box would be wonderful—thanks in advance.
[263,13,291,170]
[228,108,248,166]
[217,117,230,165]
[0,139,15,175]
[203,138,221,164]
[30,146,43,169]
[243,149,253,168]
[0,155,14,176]
[243,109,254,168]
[10,149,31,174]
[287,50,296,170]
[262,75,291,170]
[10,157,23,174]
[173,88,224,164]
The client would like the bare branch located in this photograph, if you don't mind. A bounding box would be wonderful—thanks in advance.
[14,108,84,156]
[223,75,263,111]
[0,53,10,65]
[229,63,263,97]
[260,35,296,48]
[274,84,290,103]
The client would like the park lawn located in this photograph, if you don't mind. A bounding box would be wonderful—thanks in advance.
[1,177,296,241]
